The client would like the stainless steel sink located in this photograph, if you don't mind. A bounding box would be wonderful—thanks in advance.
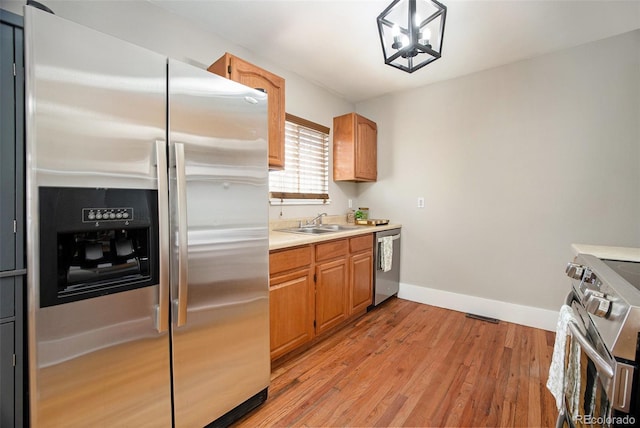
[278,227,336,235]
[317,224,359,231]
[276,224,360,235]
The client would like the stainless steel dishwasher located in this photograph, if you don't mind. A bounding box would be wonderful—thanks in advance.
[372,228,401,307]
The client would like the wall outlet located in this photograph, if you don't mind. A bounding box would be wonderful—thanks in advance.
[348,199,353,208]
[417,197,425,208]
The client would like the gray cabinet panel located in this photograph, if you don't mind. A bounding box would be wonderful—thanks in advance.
[1,9,24,428]
[0,321,16,428]
[0,277,16,320]
[0,20,17,272]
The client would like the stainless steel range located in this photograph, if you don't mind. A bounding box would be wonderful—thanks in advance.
[553,250,640,427]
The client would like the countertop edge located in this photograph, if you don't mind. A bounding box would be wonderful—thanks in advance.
[269,223,402,251]
[571,243,640,262]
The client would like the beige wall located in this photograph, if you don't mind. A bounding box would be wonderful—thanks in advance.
[356,29,640,311]
[4,0,357,220]
[7,0,639,313]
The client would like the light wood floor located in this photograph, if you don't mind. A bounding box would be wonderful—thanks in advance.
[235,297,558,427]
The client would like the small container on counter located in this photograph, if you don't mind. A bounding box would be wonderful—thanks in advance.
[356,207,369,220]
[346,209,355,224]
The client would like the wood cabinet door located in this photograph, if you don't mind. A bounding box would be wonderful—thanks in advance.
[354,116,377,181]
[315,258,348,335]
[228,56,285,170]
[269,269,315,359]
[332,113,377,182]
[350,251,373,314]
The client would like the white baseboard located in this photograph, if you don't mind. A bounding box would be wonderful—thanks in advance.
[398,282,559,332]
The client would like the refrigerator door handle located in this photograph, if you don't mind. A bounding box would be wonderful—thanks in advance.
[154,140,170,333]
[174,142,189,327]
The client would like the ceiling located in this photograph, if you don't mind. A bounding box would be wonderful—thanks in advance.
[149,0,640,104]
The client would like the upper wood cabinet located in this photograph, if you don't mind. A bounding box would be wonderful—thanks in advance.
[333,113,377,182]
[208,53,285,170]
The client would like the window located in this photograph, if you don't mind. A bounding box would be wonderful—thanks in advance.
[270,113,330,203]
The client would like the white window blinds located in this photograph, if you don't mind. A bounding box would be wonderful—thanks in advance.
[270,114,330,201]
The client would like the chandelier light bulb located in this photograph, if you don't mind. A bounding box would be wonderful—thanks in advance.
[421,27,432,46]
[401,34,409,47]
[392,24,404,49]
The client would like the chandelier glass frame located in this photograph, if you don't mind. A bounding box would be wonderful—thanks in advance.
[377,0,447,73]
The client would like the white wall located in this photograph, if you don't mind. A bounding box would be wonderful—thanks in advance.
[3,0,357,221]
[357,29,640,314]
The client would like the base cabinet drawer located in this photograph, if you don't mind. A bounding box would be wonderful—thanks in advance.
[315,239,348,263]
[269,246,312,275]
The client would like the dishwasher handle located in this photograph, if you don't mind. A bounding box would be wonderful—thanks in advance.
[377,234,400,243]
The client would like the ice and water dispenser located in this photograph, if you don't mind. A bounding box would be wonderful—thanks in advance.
[38,187,159,307]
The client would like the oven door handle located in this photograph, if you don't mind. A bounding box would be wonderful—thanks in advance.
[567,321,614,379]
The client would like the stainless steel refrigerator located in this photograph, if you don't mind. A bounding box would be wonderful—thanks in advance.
[25,7,270,427]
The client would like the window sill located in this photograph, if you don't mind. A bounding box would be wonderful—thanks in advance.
[269,198,331,206]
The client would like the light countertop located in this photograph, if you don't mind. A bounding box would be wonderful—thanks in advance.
[571,243,640,262]
[269,220,402,251]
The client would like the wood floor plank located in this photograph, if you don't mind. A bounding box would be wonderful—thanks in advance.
[386,309,462,426]
[514,327,533,426]
[234,298,558,427]
[333,308,442,426]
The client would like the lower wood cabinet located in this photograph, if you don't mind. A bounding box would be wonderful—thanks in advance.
[269,233,373,360]
[349,235,374,314]
[315,239,349,335]
[269,246,314,360]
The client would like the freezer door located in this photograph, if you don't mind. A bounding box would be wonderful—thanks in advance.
[168,59,270,427]
[25,8,172,427]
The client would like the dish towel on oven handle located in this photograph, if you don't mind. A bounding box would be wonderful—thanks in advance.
[546,304,583,411]
[380,236,393,272]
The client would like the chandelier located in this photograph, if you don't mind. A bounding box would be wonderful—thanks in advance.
[376,0,447,73]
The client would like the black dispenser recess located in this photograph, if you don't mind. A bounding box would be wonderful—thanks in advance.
[39,187,159,307]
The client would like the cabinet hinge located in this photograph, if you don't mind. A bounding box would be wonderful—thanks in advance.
[313,320,316,328]
[313,274,317,283]
[227,65,232,75]
[13,63,16,76]
[13,219,17,233]
[13,354,16,367]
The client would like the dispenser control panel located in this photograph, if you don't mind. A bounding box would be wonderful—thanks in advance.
[82,207,134,222]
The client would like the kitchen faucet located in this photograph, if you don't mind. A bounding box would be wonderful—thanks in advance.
[306,212,327,226]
